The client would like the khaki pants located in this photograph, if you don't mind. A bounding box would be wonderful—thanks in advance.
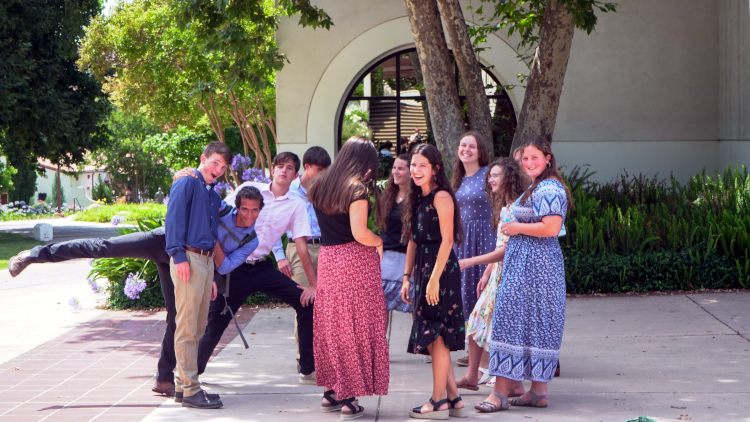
[285,241,320,364]
[285,241,320,287]
[171,251,214,397]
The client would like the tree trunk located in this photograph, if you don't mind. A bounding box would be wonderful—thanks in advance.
[509,0,574,152]
[404,0,464,171]
[436,0,494,153]
[56,165,61,214]
[134,167,140,204]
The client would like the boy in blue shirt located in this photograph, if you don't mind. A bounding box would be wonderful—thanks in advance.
[165,141,231,409]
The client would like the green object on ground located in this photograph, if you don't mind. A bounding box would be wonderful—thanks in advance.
[0,232,45,270]
[627,417,657,422]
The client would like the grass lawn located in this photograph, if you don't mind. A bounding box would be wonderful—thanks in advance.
[0,233,46,270]
[75,203,166,224]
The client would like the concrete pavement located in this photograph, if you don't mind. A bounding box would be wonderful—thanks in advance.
[0,216,128,243]
[0,217,130,364]
[143,292,750,422]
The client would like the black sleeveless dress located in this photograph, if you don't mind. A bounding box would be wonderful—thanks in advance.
[407,188,465,355]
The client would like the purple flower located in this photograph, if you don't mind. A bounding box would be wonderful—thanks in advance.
[87,277,100,293]
[124,273,147,300]
[242,168,271,183]
[111,215,125,226]
[214,181,233,198]
[163,195,169,206]
[231,155,253,173]
[69,296,82,311]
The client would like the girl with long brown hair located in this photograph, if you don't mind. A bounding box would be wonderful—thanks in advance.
[475,136,572,412]
[400,144,466,419]
[308,136,388,420]
[377,154,414,318]
[455,158,527,394]
[450,131,495,368]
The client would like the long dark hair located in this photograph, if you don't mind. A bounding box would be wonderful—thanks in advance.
[485,158,528,230]
[518,136,573,211]
[309,136,382,224]
[402,144,464,245]
[451,130,491,191]
[377,153,411,230]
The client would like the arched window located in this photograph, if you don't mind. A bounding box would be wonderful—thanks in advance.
[338,48,517,156]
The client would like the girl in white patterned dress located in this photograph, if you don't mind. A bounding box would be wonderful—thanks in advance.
[456,158,528,397]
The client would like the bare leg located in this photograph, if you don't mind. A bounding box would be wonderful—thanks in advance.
[418,338,451,413]
[479,349,489,369]
[445,358,464,410]
[456,337,483,386]
[509,380,525,396]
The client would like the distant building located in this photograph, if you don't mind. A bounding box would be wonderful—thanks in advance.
[35,159,109,207]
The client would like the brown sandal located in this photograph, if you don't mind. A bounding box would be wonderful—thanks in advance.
[455,378,479,391]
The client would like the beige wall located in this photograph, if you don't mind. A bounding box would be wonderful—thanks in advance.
[276,0,749,182]
[718,0,750,170]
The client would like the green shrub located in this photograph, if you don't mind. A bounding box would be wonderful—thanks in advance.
[75,203,167,223]
[562,165,750,292]
[91,175,114,204]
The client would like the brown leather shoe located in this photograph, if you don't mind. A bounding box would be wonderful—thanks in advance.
[152,380,176,396]
[8,250,31,278]
[456,354,470,367]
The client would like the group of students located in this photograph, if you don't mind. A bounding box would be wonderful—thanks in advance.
[319,133,570,420]
[8,132,571,419]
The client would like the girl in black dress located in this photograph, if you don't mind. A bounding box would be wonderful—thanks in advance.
[400,144,465,420]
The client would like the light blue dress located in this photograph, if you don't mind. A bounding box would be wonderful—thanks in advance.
[488,179,568,382]
[453,166,495,324]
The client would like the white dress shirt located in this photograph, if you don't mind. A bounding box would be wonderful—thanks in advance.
[225,181,311,262]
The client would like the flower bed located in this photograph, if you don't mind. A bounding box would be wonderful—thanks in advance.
[0,201,76,221]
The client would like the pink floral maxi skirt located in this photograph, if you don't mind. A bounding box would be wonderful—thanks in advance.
[314,241,390,398]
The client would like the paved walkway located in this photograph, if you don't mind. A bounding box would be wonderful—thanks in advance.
[139,293,750,422]
[0,216,129,243]
[2,246,749,421]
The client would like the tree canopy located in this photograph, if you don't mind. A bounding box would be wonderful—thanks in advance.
[0,0,112,170]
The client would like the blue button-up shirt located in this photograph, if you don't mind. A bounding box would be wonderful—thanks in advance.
[217,201,259,275]
[285,176,320,240]
[165,170,220,264]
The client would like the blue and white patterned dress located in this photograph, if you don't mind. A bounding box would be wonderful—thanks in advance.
[488,179,567,383]
[454,166,495,324]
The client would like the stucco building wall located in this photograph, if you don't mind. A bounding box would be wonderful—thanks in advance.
[276,0,750,182]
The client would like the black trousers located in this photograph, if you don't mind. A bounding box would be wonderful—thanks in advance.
[197,259,315,375]
[29,230,178,382]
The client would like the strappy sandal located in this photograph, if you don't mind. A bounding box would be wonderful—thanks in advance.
[409,397,449,420]
[455,378,479,391]
[340,397,364,420]
[474,391,509,413]
[447,396,467,418]
[321,390,343,413]
[509,391,548,408]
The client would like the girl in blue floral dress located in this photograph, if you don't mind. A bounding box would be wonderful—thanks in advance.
[475,137,573,413]
[401,144,466,419]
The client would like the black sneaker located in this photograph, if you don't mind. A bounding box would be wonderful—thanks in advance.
[175,391,220,403]
[8,250,31,278]
[181,390,223,409]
